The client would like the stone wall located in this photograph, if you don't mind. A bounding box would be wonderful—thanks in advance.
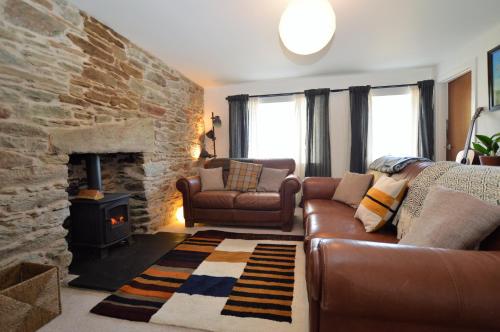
[0,0,204,275]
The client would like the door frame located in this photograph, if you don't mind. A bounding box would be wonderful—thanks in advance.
[436,58,478,160]
[446,71,473,160]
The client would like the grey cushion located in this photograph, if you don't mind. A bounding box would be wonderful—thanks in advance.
[199,167,225,191]
[400,185,500,249]
[256,167,289,192]
[333,172,373,208]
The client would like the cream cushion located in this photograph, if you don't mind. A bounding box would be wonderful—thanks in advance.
[199,167,224,191]
[355,175,407,232]
[399,185,500,249]
[332,172,374,208]
[256,168,289,192]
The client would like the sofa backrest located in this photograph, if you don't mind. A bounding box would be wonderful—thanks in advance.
[204,158,295,185]
[368,161,434,185]
[389,161,434,185]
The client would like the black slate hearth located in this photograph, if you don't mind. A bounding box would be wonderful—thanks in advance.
[69,232,188,291]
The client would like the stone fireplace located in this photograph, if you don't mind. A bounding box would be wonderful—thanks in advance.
[54,118,158,233]
[67,153,146,231]
[0,0,204,277]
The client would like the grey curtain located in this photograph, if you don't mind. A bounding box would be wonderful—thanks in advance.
[305,89,331,177]
[417,80,435,160]
[227,94,249,158]
[349,86,371,173]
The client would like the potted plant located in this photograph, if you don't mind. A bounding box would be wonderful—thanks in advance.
[471,132,500,166]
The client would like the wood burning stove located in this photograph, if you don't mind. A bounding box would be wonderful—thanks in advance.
[69,154,132,258]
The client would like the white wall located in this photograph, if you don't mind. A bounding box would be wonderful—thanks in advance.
[437,23,500,140]
[204,67,436,174]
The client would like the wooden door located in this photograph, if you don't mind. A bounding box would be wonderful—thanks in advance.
[447,72,471,161]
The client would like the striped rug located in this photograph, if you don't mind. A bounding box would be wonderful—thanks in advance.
[91,230,307,332]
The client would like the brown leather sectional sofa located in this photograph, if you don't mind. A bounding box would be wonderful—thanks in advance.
[176,158,301,231]
[303,161,500,332]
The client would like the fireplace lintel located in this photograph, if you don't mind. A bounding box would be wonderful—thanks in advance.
[48,119,155,154]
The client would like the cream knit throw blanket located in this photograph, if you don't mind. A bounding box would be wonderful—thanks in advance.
[395,162,457,238]
[395,162,500,239]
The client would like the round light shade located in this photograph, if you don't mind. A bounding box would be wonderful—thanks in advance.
[279,0,336,55]
[212,115,222,128]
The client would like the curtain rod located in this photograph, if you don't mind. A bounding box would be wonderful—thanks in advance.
[247,83,418,99]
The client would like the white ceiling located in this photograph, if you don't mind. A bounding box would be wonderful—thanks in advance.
[68,0,500,87]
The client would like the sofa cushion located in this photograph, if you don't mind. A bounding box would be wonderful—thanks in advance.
[199,167,224,191]
[192,191,240,209]
[332,172,373,208]
[257,167,289,192]
[226,160,263,192]
[400,185,500,249]
[305,210,398,246]
[355,176,407,232]
[234,192,281,211]
[304,199,341,220]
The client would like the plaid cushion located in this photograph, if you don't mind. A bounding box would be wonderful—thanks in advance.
[225,160,263,192]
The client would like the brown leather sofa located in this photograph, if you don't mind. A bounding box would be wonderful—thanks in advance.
[303,161,500,332]
[176,158,301,231]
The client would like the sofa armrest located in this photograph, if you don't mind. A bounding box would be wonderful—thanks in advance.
[281,174,301,195]
[176,176,201,197]
[176,176,201,225]
[306,238,323,302]
[279,174,301,231]
[302,177,341,202]
[313,239,500,331]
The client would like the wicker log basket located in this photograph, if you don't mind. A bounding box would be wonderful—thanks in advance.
[0,263,61,332]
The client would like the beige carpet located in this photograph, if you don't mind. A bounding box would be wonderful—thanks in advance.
[41,209,305,332]
[40,287,198,332]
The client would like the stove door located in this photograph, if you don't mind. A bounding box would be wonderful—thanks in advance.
[103,199,130,244]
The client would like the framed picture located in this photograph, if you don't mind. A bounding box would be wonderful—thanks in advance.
[488,44,500,111]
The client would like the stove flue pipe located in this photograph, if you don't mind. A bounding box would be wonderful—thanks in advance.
[85,154,102,191]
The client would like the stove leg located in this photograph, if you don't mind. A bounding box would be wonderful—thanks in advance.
[100,247,109,259]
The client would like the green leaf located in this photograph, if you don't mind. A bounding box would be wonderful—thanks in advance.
[493,142,499,155]
[472,142,489,155]
[476,134,493,149]
[492,133,500,143]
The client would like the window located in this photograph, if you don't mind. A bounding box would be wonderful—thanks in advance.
[368,87,419,163]
[248,96,306,176]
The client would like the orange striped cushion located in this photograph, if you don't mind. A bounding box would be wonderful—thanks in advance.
[355,175,408,232]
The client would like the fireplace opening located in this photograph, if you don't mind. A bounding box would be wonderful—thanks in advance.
[67,152,148,230]
[66,153,146,258]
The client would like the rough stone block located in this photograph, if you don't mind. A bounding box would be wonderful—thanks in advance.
[0,150,35,169]
[0,122,47,138]
[48,118,156,154]
[4,0,66,36]
[67,33,114,64]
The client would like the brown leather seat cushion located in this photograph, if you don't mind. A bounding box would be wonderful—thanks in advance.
[192,191,240,209]
[305,200,397,244]
[304,199,341,219]
[234,192,281,211]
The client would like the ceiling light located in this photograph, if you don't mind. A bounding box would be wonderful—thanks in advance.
[279,0,336,55]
